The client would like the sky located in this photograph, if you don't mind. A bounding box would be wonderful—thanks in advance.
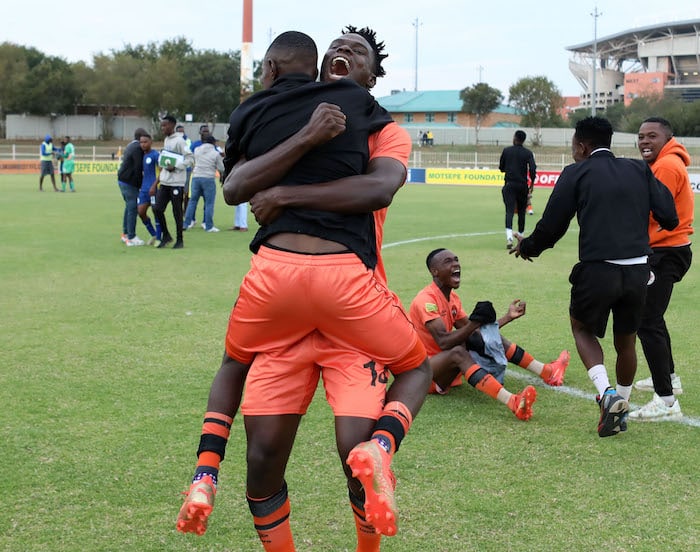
[6,0,700,101]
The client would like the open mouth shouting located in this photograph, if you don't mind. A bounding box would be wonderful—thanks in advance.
[328,56,351,79]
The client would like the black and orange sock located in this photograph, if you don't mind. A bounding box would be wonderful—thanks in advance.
[505,343,548,378]
[371,401,413,455]
[194,411,233,483]
[505,343,534,368]
[349,490,381,552]
[247,482,295,552]
[465,363,504,400]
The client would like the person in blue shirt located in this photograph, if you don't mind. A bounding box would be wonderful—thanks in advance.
[138,133,161,244]
[189,124,211,154]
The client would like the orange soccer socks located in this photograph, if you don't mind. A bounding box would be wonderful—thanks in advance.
[465,363,503,400]
[195,410,233,477]
[505,343,570,386]
[247,482,295,552]
[370,401,413,456]
[505,343,536,371]
[350,490,382,552]
[465,362,537,420]
[176,411,233,535]
[346,401,411,537]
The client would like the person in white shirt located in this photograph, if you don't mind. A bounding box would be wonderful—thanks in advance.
[184,135,224,232]
[154,115,194,249]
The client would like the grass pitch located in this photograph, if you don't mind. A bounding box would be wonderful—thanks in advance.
[0,175,698,551]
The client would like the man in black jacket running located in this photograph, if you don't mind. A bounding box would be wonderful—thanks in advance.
[511,116,678,438]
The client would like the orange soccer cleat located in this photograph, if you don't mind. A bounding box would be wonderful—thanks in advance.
[543,350,570,386]
[346,440,398,537]
[509,385,537,421]
[176,474,217,536]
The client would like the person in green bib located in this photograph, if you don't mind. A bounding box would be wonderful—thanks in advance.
[39,135,59,192]
[61,136,76,192]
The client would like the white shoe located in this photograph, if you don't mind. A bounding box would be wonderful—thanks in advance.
[634,374,682,395]
[126,236,145,246]
[201,223,206,229]
[121,233,128,243]
[146,236,157,246]
[186,220,196,230]
[206,226,220,233]
[628,394,682,421]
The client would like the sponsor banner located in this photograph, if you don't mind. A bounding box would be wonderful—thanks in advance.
[425,168,502,186]
[533,171,560,187]
[409,168,563,188]
[411,169,700,193]
[3,159,699,193]
[73,161,120,174]
[690,174,700,193]
[0,160,41,174]
[0,159,119,175]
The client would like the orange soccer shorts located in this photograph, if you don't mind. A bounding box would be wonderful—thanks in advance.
[225,245,426,372]
[241,331,390,418]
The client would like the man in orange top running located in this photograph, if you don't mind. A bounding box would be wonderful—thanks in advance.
[630,117,693,421]
[410,248,570,420]
[177,27,430,552]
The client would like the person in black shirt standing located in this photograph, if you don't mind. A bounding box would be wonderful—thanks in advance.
[499,129,536,249]
[511,117,678,438]
[117,127,148,246]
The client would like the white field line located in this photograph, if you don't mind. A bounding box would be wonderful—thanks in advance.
[383,231,700,429]
[507,370,700,428]
[382,231,502,249]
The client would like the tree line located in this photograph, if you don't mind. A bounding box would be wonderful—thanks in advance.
[0,38,249,138]
[460,76,566,145]
[461,77,700,144]
[3,38,698,141]
[567,95,700,137]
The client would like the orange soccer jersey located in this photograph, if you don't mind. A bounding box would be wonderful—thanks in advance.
[409,281,468,389]
[370,123,411,285]
[409,281,468,356]
[237,123,420,417]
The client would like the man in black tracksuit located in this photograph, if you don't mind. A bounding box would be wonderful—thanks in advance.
[512,116,678,438]
[499,129,536,249]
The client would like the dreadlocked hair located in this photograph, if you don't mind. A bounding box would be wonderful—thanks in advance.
[343,25,388,78]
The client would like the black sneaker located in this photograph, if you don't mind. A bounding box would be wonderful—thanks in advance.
[596,388,629,437]
[156,236,173,248]
[172,240,184,249]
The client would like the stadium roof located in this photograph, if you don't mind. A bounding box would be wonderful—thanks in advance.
[566,19,700,60]
[376,90,520,114]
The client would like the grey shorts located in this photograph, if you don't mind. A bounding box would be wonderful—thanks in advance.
[40,160,54,177]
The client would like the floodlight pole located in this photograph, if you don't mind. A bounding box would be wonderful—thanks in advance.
[412,18,421,91]
[591,6,601,116]
[241,0,254,103]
